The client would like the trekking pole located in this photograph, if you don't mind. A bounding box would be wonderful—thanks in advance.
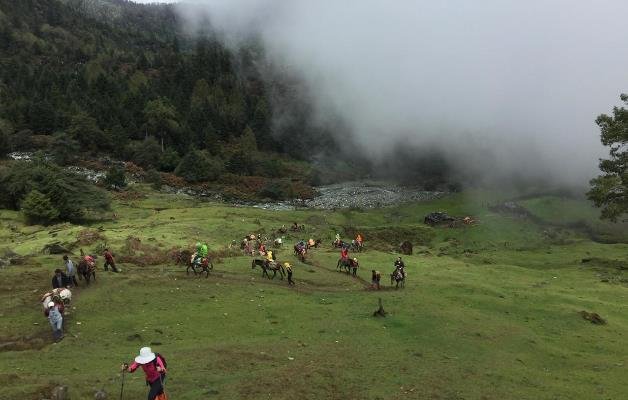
[119,364,127,400]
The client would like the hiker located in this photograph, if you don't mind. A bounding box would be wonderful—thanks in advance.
[46,301,63,341]
[356,233,363,245]
[52,268,69,289]
[334,233,341,246]
[394,257,406,278]
[285,262,294,285]
[122,347,167,400]
[103,248,119,272]
[63,255,78,287]
[351,257,359,276]
[371,270,381,290]
[292,222,298,231]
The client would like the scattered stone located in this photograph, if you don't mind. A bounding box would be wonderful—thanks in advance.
[51,385,69,400]
[42,243,71,255]
[126,333,142,341]
[94,389,107,400]
[580,311,606,325]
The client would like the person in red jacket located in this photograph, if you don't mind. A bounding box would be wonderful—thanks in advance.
[340,246,349,262]
[103,248,119,272]
[122,347,167,400]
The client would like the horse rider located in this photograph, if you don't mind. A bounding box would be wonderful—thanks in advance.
[259,242,267,256]
[265,250,274,267]
[334,233,341,247]
[356,233,363,245]
[394,257,406,278]
[340,246,349,263]
[307,238,315,249]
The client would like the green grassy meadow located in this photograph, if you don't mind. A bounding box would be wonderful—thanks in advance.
[0,186,627,399]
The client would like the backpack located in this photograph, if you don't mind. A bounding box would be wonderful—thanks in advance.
[152,353,167,372]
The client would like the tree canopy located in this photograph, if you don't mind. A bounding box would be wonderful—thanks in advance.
[588,94,628,221]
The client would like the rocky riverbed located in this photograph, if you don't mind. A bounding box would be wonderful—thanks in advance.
[250,182,444,211]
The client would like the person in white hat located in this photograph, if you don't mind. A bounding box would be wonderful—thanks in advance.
[122,347,167,400]
[47,301,63,341]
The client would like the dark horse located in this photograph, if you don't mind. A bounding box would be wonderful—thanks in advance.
[77,260,96,285]
[188,256,213,278]
[252,259,285,280]
[293,245,307,262]
[336,258,358,276]
[390,269,405,289]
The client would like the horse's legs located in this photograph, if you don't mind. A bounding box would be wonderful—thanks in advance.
[203,267,209,278]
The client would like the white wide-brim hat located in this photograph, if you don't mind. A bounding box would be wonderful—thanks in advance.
[47,301,55,308]
[135,347,156,364]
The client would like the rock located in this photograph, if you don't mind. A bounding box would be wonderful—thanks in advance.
[51,385,69,400]
[399,241,413,255]
[94,389,107,399]
[579,311,606,325]
[126,333,142,341]
[42,243,71,255]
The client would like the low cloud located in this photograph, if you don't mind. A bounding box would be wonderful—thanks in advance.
[176,0,628,186]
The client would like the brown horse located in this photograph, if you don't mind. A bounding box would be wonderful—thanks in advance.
[252,259,285,280]
[77,260,96,285]
[337,258,358,275]
[293,245,307,262]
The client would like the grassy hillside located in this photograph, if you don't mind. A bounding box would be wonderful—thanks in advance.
[0,187,627,399]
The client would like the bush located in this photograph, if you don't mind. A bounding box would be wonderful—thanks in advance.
[159,147,180,172]
[258,180,292,200]
[124,137,161,169]
[175,150,223,183]
[20,189,59,225]
[0,160,110,223]
[50,132,80,165]
[145,169,163,190]
[104,166,127,189]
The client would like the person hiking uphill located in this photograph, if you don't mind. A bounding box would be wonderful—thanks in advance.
[122,347,167,400]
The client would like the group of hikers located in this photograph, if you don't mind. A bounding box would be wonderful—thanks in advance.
[44,249,119,342]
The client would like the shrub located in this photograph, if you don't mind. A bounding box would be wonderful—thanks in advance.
[145,169,163,190]
[175,150,223,183]
[20,189,59,225]
[50,131,80,165]
[124,137,161,169]
[0,160,110,223]
[104,166,127,189]
[159,147,180,172]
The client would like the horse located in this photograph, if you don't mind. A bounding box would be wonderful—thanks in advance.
[188,256,213,278]
[77,260,96,285]
[351,240,364,252]
[251,259,285,280]
[293,244,307,262]
[306,239,322,250]
[390,269,405,289]
[337,258,358,275]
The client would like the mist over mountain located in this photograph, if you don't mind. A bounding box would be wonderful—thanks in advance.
[176,0,628,188]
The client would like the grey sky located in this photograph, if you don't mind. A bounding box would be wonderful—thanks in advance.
[176,0,628,185]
